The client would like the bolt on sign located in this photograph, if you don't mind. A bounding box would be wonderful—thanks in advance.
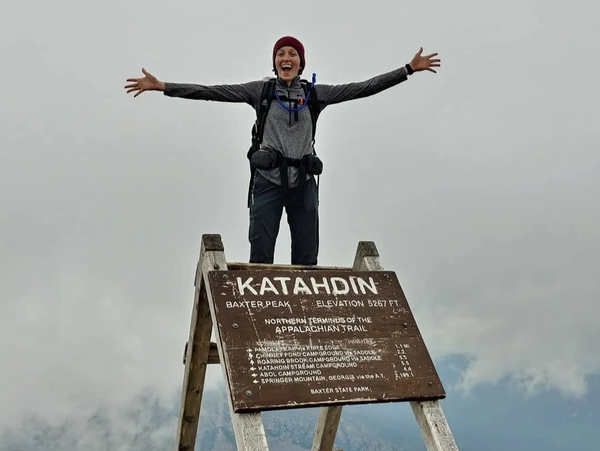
[207,270,445,412]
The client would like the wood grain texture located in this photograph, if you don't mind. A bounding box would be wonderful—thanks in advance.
[311,405,343,451]
[226,262,351,271]
[352,241,379,269]
[201,233,224,251]
[183,342,219,365]
[174,243,214,451]
[311,241,383,451]
[174,235,458,451]
[209,269,444,412]
[200,239,270,451]
[208,342,220,364]
[410,401,459,451]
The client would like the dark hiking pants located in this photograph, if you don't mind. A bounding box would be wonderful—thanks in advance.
[249,173,319,266]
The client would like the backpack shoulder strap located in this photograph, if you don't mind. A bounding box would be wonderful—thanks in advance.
[255,78,277,146]
[300,79,321,146]
[247,78,276,207]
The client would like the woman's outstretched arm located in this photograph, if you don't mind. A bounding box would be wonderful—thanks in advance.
[124,68,263,105]
[316,47,441,107]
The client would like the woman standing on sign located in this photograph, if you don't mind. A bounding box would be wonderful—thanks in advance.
[124,36,441,266]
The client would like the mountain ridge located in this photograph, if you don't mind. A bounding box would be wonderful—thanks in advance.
[1,357,598,450]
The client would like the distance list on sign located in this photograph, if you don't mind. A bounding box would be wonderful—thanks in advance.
[208,270,443,411]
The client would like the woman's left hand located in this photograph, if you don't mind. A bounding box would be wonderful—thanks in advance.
[409,47,441,73]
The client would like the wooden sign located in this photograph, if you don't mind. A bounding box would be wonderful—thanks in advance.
[207,270,445,413]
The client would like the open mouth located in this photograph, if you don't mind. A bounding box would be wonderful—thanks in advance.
[281,64,293,75]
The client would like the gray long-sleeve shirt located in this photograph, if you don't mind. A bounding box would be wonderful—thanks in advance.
[164,66,409,186]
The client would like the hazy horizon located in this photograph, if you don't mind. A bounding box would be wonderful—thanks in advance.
[1,0,598,446]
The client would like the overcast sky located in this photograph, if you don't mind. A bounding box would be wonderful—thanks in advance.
[1,0,599,430]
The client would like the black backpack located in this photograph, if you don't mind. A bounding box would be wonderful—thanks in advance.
[246,78,322,207]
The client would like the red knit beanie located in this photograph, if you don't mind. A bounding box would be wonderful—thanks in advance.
[272,36,305,74]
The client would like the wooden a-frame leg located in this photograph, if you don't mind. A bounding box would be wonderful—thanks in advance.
[411,400,459,451]
[311,241,383,451]
[200,235,270,451]
[174,243,214,451]
[312,405,343,451]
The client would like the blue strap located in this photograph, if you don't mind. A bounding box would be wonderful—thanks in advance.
[274,73,316,113]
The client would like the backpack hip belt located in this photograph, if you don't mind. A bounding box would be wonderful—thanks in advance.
[247,78,322,207]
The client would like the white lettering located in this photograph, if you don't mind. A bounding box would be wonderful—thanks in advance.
[260,277,279,295]
[310,277,331,294]
[357,276,378,294]
[225,300,290,309]
[237,277,257,295]
[316,300,365,308]
[293,277,312,295]
[311,387,334,394]
[273,276,291,294]
[330,277,350,295]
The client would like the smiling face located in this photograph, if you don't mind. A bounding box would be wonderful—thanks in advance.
[275,46,302,84]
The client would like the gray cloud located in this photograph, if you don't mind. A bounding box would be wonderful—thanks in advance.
[1,0,598,429]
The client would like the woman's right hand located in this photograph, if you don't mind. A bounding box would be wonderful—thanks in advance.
[124,68,165,97]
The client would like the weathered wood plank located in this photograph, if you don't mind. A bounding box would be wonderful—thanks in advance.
[352,244,458,449]
[352,241,381,270]
[174,239,215,451]
[410,400,459,451]
[175,235,458,451]
[311,241,383,451]
[226,262,351,271]
[312,405,343,451]
[211,268,443,412]
[200,235,270,451]
[184,342,219,365]
[208,342,219,364]
[352,241,384,272]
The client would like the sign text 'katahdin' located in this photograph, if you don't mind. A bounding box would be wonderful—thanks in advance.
[236,275,378,296]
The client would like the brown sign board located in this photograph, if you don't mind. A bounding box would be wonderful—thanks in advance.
[207,270,445,413]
